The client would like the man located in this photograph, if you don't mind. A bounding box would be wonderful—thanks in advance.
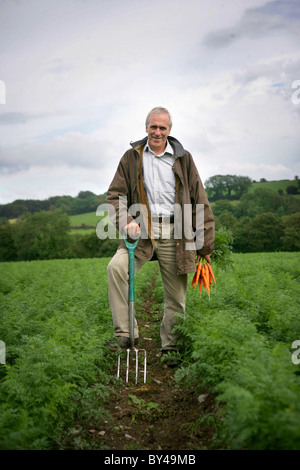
[105,107,214,355]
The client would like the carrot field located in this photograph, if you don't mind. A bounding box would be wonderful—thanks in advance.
[0,252,299,450]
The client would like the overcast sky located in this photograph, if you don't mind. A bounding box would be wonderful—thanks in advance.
[0,0,299,204]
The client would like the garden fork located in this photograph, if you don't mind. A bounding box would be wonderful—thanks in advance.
[117,235,147,384]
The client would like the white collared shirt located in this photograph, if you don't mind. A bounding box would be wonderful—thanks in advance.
[142,139,175,217]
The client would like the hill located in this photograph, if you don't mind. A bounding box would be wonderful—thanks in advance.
[250,178,300,196]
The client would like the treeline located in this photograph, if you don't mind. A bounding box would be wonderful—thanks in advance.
[1,180,300,262]
[0,191,107,221]
[0,210,119,262]
[0,209,233,263]
[204,174,300,201]
[213,187,300,252]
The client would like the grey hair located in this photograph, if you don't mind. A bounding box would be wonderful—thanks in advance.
[145,107,173,129]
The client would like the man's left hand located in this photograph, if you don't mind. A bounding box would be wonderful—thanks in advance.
[196,253,211,264]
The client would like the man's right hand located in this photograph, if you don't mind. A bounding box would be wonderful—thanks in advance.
[123,221,140,238]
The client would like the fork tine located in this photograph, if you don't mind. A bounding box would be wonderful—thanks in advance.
[118,348,147,384]
[126,348,130,383]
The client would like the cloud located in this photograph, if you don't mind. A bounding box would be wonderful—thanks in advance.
[0,112,33,125]
[0,132,116,173]
[0,0,300,203]
[203,0,300,48]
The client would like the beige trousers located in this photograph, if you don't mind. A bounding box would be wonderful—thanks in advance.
[107,222,187,351]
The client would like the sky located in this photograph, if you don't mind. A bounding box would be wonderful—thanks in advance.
[0,0,299,204]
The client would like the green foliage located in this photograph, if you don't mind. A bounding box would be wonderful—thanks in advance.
[1,250,300,450]
[69,233,120,259]
[0,256,159,450]
[217,343,300,450]
[211,227,234,269]
[212,185,300,253]
[233,212,284,253]
[0,192,107,219]
[0,210,120,262]
[205,175,252,201]
[175,252,300,449]
[281,212,300,251]
[0,258,114,449]
[238,188,282,217]
[0,224,18,261]
[14,210,71,261]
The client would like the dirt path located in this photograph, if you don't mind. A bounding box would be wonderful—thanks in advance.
[95,271,221,451]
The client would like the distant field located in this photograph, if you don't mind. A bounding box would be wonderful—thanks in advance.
[69,211,112,235]
[69,212,101,227]
[69,228,96,235]
[250,179,299,193]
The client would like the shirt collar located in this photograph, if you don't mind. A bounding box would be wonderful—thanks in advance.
[145,139,174,157]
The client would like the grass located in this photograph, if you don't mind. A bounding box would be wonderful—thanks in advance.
[69,212,100,227]
[249,179,299,193]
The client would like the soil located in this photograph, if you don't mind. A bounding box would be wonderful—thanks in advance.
[98,271,222,451]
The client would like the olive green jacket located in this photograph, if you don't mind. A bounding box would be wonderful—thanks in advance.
[106,136,215,274]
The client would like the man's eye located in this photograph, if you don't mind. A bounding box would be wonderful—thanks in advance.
[150,126,167,131]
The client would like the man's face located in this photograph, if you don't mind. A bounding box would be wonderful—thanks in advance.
[146,113,171,155]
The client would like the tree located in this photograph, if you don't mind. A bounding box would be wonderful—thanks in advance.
[250,212,284,252]
[286,185,299,195]
[231,217,253,252]
[13,210,71,260]
[232,212,284,252]
[77,190,96,199]
[215,210,238,232]
[239,188,282,218]
[280,213,300,251]
[234,176,252,198]
[0,224,18,261]
[211,200,235,217]
[205,174,251,201]
[205,175,226,200]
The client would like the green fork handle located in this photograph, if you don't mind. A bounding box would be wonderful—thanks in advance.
[124,237,139,302]
[124,236,140,347]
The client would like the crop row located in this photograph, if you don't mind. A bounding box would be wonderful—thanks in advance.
[0,257,157,449]
[174,252,300,449]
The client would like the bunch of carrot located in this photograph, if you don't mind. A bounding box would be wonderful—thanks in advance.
[191,257,216,298]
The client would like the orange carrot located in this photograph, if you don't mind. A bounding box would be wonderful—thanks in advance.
[194,261,202,287]
[207,264,216,283]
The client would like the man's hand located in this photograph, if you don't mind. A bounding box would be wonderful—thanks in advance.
[196,253,211,264]
[123,220,140,238]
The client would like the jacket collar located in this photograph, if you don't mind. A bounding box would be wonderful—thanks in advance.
[130,135,185,158]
